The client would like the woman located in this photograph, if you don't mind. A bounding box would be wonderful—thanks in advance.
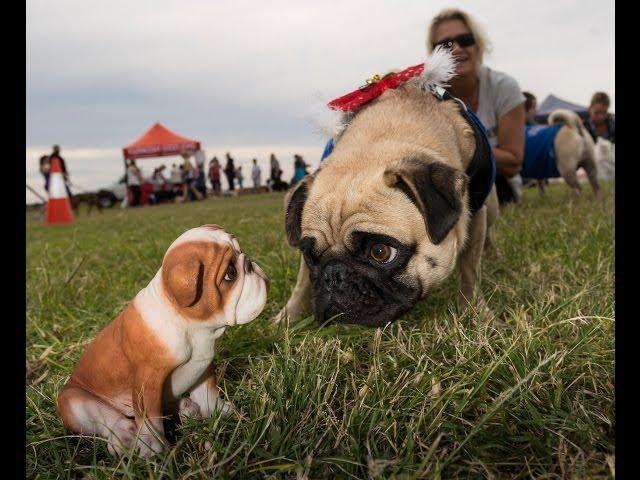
[584,92,615,143]
[428,8,525,204]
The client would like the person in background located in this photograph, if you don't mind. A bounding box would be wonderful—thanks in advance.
[152,165,168,188]
[39,155,51,192]
[584,91,615,143]
[291,154,309,186]
[152,165,175,203]
[523,92,538,126]
[168,163,183,199]
[269,153,282,191]
[193,161,207,199]
[236,165,244,191]
[427,8,525,205]
[49,145,73,198]
[183,156,204,201]
[150,165,166,203]
[300,154,310,175]
[520,92,549,190]
[170,163,181,185]
[208,157,222,197]
[126,158,142,207]
[224,152,236,192]
[251,158,262,193]
[180,155,196,202]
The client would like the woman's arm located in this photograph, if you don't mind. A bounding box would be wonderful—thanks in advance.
[494,104,525,177]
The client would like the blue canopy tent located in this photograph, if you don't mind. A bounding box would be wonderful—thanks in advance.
[535,94,589,124]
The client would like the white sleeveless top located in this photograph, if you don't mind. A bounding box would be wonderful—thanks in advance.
[476,65,526,148]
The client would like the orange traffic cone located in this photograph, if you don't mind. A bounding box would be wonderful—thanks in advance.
[45,157,74,225]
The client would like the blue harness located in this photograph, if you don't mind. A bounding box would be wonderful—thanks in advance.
[320,93,496,214]
[522,124,563,179]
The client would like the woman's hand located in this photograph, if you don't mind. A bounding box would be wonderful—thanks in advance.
[494,104,525,177]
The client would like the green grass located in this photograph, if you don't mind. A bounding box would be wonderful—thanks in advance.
[26,183,614,479]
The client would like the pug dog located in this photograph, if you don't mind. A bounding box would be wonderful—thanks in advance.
[275,49,499,327]
[526,109,600,197]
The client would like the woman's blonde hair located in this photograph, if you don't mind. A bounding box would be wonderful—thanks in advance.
[427,8,491,64]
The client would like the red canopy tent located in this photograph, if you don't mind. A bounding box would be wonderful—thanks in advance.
[123,122,201,159]
[121,123,202,206]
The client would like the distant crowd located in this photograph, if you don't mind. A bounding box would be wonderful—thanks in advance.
[122,152,311,207]
[36,146,312,208]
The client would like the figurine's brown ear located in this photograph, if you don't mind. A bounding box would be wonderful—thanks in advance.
[384,159,468,244]
[163,255,205,308]
[284,175,314,247]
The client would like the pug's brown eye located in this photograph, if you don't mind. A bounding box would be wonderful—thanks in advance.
[370,243,398,264]
[224,264,237,282]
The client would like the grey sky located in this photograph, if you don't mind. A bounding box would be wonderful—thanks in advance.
[26,0,614,203]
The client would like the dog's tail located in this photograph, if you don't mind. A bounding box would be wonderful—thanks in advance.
[547,109,586,137]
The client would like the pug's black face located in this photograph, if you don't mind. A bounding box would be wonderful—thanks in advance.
[299,232,421,327]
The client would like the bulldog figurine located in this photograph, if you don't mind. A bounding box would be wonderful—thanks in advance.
[57,225,269,457]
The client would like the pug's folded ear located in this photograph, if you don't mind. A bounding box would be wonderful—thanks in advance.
[284,175,314,247]
[384,159,468,245]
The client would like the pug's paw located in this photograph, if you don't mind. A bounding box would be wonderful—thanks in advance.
[272,308,287,325]
[458,294,495,322]
[474,296,496,322]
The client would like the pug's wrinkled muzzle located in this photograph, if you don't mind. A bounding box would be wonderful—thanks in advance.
[312,260,415,328]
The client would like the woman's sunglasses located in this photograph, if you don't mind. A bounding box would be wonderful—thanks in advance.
[432,32,476,50]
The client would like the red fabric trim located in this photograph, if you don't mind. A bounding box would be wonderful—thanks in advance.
[328,63,425,112]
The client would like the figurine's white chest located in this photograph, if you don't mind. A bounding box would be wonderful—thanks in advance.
[133,280,228,401]
[165,327,225,399]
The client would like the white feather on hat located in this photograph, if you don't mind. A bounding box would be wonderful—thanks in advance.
[416,45,457,91]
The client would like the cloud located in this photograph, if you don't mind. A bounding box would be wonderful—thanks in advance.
[26,0,614,202]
